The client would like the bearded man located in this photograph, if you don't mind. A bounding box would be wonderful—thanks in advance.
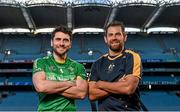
[88,21,143,111]
[33,25,88,111]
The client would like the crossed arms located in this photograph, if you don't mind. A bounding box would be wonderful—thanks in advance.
[33,71,139,100]
[88,74,140,101]
[33,71,88,99]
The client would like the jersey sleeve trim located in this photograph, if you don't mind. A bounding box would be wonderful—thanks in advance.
[126,50,142,79]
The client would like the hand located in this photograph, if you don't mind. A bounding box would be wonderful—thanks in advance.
[96,81,104,89]
[118,75,126,82]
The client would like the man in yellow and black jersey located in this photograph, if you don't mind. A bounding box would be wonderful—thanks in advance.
[89,21,143,111]
[32,25,88,111]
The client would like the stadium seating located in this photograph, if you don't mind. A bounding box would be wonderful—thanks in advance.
[0,53,4,61]
[160,34,180,51]
[141,91,180,111]
[0,37,4,61]
[39,34,52,53]
[69,33,107,61]
[125,34,179,62]
[2,34,42,54]
[0,33,179,62]
[0,92,38,111]
[0,33,180,111]
[126,34,163,53]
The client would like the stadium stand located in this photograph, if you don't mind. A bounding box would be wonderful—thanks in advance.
[39,34,52,54]
[160,34,180,51]
[126,34,163,53]
[0,34,47,61]
[126,34,180,62]
[69,33,107,61]
[141,91,180,111]
[2,34,42,54]
[0,0,180,111]
[0,53,4,62]
[0,33,180,111]
[0,35,5,61]
[0,92,38,111]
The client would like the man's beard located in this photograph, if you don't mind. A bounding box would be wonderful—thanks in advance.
[53,47,68,57]
[108,41,124,52]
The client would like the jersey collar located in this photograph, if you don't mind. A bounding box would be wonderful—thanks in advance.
[107,49,125,60]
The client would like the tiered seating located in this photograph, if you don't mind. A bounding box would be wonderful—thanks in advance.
[2,34,44,61]
[126,34,163,53]
[0,33,180,111]
[161,34,180,51]
[0,37,4,51]
[0,53,4,61]
[0,33,179,62]
[0,92,38,111]
[0,77,6,83]
[40,34,52,53]
[8,77,32,85]
[83,34,107,54]
[126,34,178,62]
[0,37,4,61]
[3,34,41,54]
[69,33,107,61]
[141,91,180,110]
[0,91,91,111]
[68,35,83,61]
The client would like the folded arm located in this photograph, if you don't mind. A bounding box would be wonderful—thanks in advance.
[96,74,140,95]
[33,71,75,94]
[88,81,110,101]
[60,76,88,99]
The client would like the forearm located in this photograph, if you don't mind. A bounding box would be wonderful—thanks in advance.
[60,78,88,99]
[97,81,129,95]
[60,86,87,99]
[33,71,76,94]
[34,80,74,94]
[89,87,109,101]
[88,82,109,101]
[97,75,140,95]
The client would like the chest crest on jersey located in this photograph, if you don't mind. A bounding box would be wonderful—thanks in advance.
[107,63,115,73]
[68,67,75,75]
[49,66,56,71]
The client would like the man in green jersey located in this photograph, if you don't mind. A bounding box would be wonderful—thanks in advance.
[32,25,88,111]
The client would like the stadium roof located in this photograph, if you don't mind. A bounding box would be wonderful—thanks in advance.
[0,0,180,33]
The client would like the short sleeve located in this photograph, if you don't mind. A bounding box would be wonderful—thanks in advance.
[89,63,99,81]
[125,52,142,79]
[33,58,45,75]
[76,63,87,80]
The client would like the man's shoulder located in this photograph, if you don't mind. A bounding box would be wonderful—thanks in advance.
[97,53,108,60]
[125,49,141,56]
[125,49,142,62]
[34,55,52,63]
[68,57,84,67]
[93,53,108,64]
[125,49,138,54]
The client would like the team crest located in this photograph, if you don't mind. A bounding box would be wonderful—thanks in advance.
[49,66,55,71]
[68,67,75,75]
[108,63,115,73]
[68,67,74,72]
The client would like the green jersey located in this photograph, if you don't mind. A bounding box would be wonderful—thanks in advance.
[33,55,87,111]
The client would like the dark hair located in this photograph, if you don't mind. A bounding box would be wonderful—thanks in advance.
[105,21,125,36]
[51,25,72,40]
